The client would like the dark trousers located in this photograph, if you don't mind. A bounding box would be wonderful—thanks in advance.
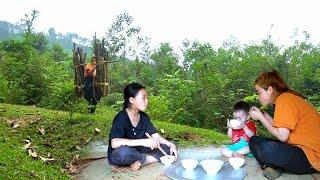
[108,145,170,166]
[249,136,318,174]
[83,77,101,113]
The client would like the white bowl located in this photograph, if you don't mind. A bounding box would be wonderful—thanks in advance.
[229,157,245,169]
[181,159,198,170]
[160,155,175,166]
[229,119,241,129]
[200,159,224,175]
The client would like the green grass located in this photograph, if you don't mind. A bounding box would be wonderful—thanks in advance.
[0,103,229,179]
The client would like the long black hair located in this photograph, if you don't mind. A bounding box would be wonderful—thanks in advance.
[123,83,146,109]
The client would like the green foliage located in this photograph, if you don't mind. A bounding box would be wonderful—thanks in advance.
[146,95,171,122]
[40,80,81,113]
[0,74,8,102]
[308,93,320,111]
[101,93,123,111]
[24,32,48,54]
[0,40,47,105]
[108,58,157,93]
[150,43,180,76]
[154,75,200,126]
[39,60,86,115]
[47,43,69,61]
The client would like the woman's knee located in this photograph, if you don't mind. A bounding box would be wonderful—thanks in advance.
[255,141,280,162]
[249,136,260,152]
[109,146,141,165]
[113,146,133,156]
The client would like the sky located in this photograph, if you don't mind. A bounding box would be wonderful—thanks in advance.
[1,0,320,49]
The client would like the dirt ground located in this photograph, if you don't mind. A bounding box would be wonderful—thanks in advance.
[75,142,320,180]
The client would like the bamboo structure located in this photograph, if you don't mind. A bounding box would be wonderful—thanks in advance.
[73,34,116,98]
[73,43,86,97]
[93,34,110,96]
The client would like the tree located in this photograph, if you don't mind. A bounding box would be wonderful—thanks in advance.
[19,9,48,53]
[104,12,151,61]
[150,43,180,76]
[48,43,68,61]
[0,40,47,105]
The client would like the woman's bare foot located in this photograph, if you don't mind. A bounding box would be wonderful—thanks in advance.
[130,161,141,171]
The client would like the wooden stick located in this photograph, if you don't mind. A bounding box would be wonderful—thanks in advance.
[145,133,168,156]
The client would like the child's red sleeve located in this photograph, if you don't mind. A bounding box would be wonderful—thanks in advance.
[246,120,257,135]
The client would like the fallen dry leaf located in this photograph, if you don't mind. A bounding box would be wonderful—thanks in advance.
[7,119,20,127]
[30,170,37,177]
[67,164,79,174]
[12,123,20,129]
[82,137,91,145]
[31,117,41,124]
[24,142,32,150]
[28,149,38,158]
[39,156,55,162]
[160,129,165,134]
[6,119,15,125]
[60,168,67,173]
[71,154,80,163]
[94,128,101,133]
[38,127,45,135]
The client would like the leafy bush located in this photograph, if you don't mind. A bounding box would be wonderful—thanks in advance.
[308,93,320,111]
[100,93,123,111]
[0,74,8,102]
[0,40,47,105]
[146,95,171,122]
[102,93,123,106]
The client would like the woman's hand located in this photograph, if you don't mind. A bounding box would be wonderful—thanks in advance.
[143,138,159,150]
[169,143,178,160]
[249,106,264,121]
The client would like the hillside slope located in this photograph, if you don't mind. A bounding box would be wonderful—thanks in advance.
[0,103,229,179]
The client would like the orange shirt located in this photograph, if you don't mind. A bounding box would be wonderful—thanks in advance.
[273,92,320,171]
[84,63,96,78]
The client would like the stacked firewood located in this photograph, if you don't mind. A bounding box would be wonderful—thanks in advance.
[93,35,109,96]
[72,43,86,97]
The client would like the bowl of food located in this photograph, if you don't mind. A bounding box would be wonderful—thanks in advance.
[181,159,198,170]
[160,155,175,166]
[229,119,241,129]
[229,157,245,169]
[200,159,224,175]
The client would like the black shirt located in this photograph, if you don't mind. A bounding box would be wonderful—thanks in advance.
[107,109,157,157]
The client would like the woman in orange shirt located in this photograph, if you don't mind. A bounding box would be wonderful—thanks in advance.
[83,57,101,113]
[249,70,320,179]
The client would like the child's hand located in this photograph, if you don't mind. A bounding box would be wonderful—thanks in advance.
[229,119,244,129]
[234,121,246,129]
